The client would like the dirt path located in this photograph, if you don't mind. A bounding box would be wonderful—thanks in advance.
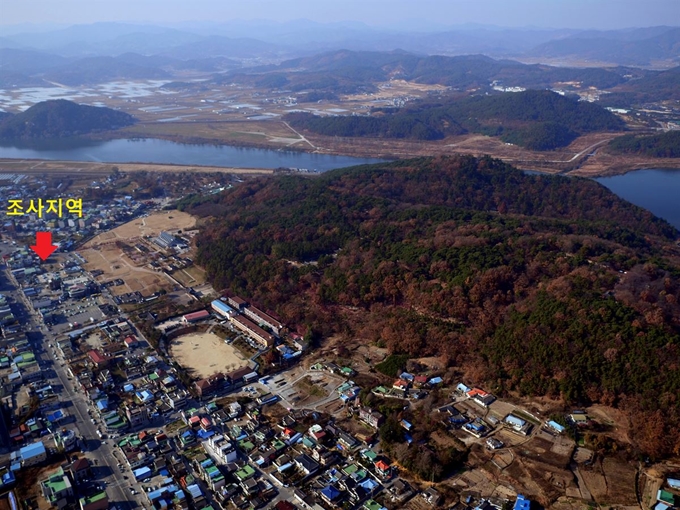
[283,121,317,150]
[551,139,612,164]
[570,463,593,501]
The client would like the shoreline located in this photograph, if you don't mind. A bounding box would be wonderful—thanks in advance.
[1,130,679,178]
[1,152,678,179]
[92,129,680,178]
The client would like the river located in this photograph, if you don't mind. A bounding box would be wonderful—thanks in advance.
[0,137,385,172]
[596,168,680,230]
[0,138,678,230]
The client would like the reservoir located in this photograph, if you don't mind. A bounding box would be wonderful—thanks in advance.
[0,137,385,172]
[596,169,680,230]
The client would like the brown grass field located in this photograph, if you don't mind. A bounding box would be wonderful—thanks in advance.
[601,457,637,504]
[81,245,170,296]
[171,265,207,287]
[111,210,196,238]
[0,158,272,176]
[118,120,304,148]
[78,211,197,296]
[170,331,247,379]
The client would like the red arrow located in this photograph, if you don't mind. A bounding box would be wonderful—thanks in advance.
[30,232,58,261]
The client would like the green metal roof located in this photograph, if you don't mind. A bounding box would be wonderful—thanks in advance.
[42,469,70,501]
[80,490,107,506]
[362,450,378,461]
[342,464,358,475]
[235,465,255,481]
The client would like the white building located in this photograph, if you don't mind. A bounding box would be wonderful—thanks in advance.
[203,434,238,464]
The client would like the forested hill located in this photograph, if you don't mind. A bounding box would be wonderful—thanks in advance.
[0,99,136,139]
[285,90,625,150]
[609,130,680,158]
[184,156,680,458]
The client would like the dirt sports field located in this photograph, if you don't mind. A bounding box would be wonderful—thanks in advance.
[170,332,247,379]
[79,210,196,296]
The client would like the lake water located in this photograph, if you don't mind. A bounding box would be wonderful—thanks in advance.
[0,137,385,172]
[596,169,680,230]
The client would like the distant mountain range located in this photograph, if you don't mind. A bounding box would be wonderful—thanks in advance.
[0,22,677,107]
[0,48,241,88]
[531,27,680,66]
[215,50,652,99]
[0,99,136,139]
[256,50,633,89]
[0,21,678,67]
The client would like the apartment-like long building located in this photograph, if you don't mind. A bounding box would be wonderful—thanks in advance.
[242,305,283,336]
[230,314,275,349]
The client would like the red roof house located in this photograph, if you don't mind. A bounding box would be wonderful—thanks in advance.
[88,349,107,366]
[183,310,210,323]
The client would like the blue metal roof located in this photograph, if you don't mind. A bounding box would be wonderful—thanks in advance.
[186,484,202,498]
[19,441,46,459]
[46,410,64,422]
[505,415,526,428]
[321,485,341,500]
[211,300,234,314]
[2,470,16,485]
[547,420,566,433]
[133,466,152,479]
[514,494,531,510]
[197,429,215,439]
[360,478,379,491]
[148,489,165,501]
[277,462,293,472]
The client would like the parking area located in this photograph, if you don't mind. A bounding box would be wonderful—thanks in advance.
[257,369,345,410]
[51,299,106,334]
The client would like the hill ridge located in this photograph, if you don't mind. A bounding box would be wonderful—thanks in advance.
[0,99,137,139]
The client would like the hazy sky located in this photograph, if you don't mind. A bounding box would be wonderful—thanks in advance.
[2,0,678,29]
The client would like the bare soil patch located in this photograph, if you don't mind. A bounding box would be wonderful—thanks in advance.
[171,332,247,379]
[601,456,637,505]
[580,458,609,502]
[79,211,197,296]
[109,210,196,239]
[586,404,633,445]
